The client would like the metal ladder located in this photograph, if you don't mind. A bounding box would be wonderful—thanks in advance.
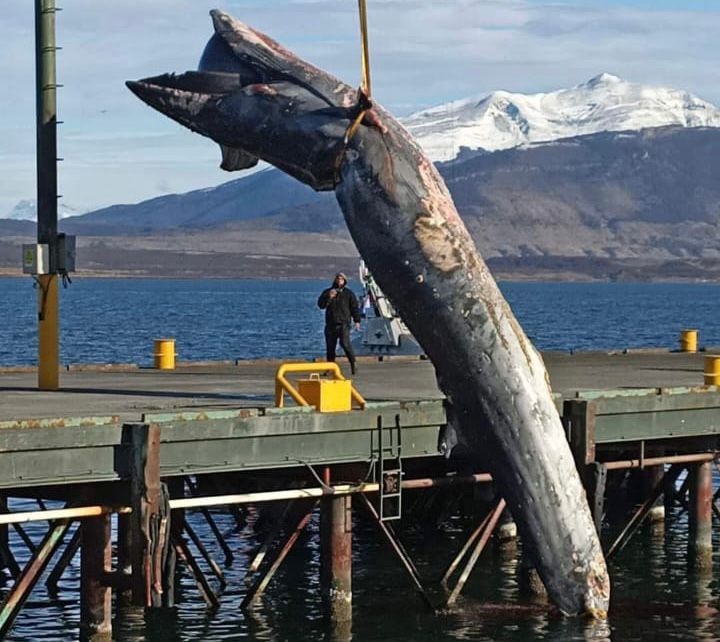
[376,414,403,521]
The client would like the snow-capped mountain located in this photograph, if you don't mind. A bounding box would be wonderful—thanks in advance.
[404,73,720,162]
[5,199,84,221]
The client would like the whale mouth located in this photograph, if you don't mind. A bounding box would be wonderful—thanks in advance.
[128,71,244,98]
[126,72,261,172]
[126,71,243,123]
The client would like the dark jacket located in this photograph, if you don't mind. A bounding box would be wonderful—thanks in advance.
[318,285,361,326]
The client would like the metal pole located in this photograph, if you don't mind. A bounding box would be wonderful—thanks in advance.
[320,491,352,624]
[603,453,715,471]
[0,474,494,526]
[0,504,129,526]
[688,461,713,568]
[35,0,60,390]
[80,515,112,641]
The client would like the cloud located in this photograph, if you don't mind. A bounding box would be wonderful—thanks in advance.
[1,0,719,214]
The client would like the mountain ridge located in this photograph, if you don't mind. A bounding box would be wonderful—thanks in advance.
[3,75,720,281]
[405,73,720,161]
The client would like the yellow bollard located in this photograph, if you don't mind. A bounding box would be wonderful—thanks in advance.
[154,338,176,370]
[704,356,720,386]
[680,329,698,353]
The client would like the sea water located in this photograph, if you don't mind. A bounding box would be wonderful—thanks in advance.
[1,277,719,641]
[3,278,720,366]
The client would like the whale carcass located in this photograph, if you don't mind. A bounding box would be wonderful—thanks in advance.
[127,10,610,616]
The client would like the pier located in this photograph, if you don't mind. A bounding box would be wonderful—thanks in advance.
[0,350,719,639]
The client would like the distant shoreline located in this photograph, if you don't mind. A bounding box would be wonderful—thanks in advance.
[1,267,719,284]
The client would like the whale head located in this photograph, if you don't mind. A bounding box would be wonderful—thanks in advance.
[127,10,362,191]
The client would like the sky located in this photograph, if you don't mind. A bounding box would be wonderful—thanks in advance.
[1,0,719,216]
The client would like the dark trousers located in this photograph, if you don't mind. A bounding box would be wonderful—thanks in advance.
[324,323,355,365]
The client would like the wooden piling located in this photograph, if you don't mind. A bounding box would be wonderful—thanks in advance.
[80,514,112,641]
[128,423,171,607]
[320,494,353,623]
[688,461,713,567]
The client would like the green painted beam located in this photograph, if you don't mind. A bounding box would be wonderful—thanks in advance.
[566,387,720,450]
[0,402,446,489]
[2,388,720,490]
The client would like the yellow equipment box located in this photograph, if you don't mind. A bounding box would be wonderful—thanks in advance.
[297,375,352,412]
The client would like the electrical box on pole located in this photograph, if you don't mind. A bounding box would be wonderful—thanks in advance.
[22,244,51,275]
[57,234,76,273]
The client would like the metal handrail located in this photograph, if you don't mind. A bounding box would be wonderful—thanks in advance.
[274,361,366,409]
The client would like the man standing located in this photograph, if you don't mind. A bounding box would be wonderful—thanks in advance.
[318,272,361,374]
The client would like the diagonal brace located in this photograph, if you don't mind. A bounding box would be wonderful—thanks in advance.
[359,492,435,611]
[241,499,318,610]
[607,464,683,560]
[446,498,506,606]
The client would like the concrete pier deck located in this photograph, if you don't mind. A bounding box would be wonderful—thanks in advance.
[0,350,717,641]
[0,350,711,422]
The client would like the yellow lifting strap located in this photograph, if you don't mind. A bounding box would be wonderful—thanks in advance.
[358,0,372,98]
[344,0,373,144]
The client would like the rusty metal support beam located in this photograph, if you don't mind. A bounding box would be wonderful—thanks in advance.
[603,453,715,471]
[172,473,492,511]
[446,498,506,606]
[46,524,80,590]
[0,505,129,526]
[358,493,435,611]
[0,519,71,639]
[241,499,318,610]
[0,473,493,528]
[441,498,497,587]
[320,494,352,624]
[0,473,494,527]
[607,464,683,559]
[80,514,112,641]
[688,461,713,568]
